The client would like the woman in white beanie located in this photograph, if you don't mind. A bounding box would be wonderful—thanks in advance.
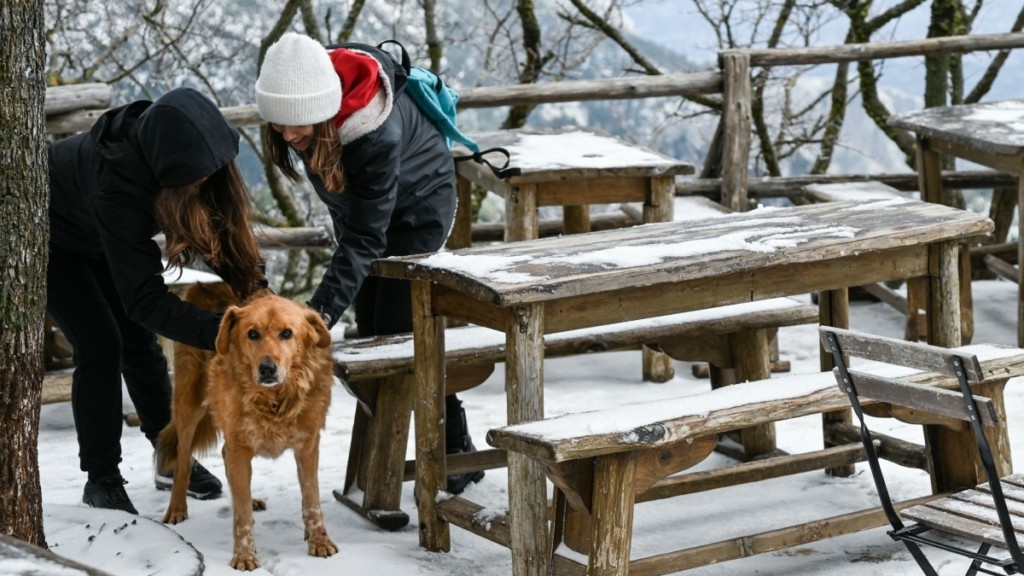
[255,32,483,495]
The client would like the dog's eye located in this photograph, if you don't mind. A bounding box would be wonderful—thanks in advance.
[280,329,293,340]
[247,329,260,341]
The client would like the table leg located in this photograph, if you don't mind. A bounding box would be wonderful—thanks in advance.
[563,205,590,234]
[446,174,474,250]
[505,183,539,242]
[923,239,984,492]
[411,280,450,551]
[506,304,549,576]
[640,175,676,382]
[916,136,974,343]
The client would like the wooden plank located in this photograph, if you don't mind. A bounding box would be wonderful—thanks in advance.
[901,500,1024,548]
[803,180,904,202]
[820,326,984,381]
[487,372,846,462]
[42,370,73,404]
[861,282,908,314]
[45,83,111,117]
[638,443,867,503]
[549,494,942,576]
[436,496,512,547]
[844,369,999,426]
[536,177,650,206]
[984,254,1019,284]
[334,298,818,381]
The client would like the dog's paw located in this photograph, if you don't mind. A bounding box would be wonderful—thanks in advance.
[252,498,267,512]
[308,535,339,558]
[162,508,189,525]
[229,553,260,571]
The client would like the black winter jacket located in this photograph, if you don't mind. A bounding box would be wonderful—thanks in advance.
[306,43,456,325]
[47,87,239,351]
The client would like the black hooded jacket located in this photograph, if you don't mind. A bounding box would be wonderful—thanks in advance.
[305,43,456,325]
[47,87,240,351]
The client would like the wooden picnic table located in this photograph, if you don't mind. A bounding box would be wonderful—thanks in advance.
[450,127,695,382]
[373,198,992,576]
[891,99,1024,346]
[448,127,694,247]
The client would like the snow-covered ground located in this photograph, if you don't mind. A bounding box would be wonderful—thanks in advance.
[26,279,1023,576]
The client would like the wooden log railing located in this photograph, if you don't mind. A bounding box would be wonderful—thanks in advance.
[43,32,1024,243]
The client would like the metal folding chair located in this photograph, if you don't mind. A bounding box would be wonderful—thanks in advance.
[820,326,1024,576]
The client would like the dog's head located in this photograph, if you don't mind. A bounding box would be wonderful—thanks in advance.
[215,294,332,387]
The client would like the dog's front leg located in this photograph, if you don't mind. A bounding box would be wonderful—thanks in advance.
[224,441,260,571]
[295,433,338,558]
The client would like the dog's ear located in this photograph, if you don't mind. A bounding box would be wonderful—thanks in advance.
[305,309,332,349]
[216,306,242,355]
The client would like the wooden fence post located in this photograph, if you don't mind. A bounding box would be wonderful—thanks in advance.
[720,51,752,212]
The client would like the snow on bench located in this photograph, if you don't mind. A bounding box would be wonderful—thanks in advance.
[803,180,915,203]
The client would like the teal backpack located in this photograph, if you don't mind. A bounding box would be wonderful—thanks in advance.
[376,40,519,178]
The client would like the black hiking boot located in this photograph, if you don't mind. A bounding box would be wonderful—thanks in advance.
[445,398,485,495]
[154,457,224,500]
[83,473,139,515]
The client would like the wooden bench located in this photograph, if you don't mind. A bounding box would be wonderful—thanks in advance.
[332,297,818,530]
[485,340,1024,576]
[802,179,912,203]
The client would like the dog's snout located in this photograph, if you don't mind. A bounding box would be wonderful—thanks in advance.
[258,358,278,384]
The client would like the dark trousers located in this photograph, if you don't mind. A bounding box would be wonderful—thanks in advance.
[46,245,171,475]
[352,206,465,422]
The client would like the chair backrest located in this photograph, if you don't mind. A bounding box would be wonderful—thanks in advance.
[818,326,997,428]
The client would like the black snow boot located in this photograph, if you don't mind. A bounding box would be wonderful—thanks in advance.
[445,395,485,494]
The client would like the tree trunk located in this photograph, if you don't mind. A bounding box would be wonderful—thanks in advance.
[0,0,48,547]
[502,0,547,129]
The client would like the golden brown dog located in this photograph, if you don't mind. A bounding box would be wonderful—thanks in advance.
[156,282,338,570]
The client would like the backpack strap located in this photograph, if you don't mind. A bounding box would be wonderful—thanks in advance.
[455,147,522,179]
[376,39,412,75]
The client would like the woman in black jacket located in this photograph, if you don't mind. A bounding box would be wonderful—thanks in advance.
[254,33,482,494]
[48,87,265,514]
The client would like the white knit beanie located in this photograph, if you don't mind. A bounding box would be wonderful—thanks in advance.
[255,33,342,126]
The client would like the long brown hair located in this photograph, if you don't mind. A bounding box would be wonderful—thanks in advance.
[153,161,265,300]
[264,120,345,193]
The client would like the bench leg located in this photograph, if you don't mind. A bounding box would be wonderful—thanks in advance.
[588,453,637,576]
[727,329,776,458]
[642,345,675,383]
[819,288,855,477]
[334,374,413,531]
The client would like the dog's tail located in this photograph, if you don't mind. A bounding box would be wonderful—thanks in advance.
[155,414,219,473]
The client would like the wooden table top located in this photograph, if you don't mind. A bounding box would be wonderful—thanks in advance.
[374,199,992,308]
[453,127,694,185]
[890,99,1024,157]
